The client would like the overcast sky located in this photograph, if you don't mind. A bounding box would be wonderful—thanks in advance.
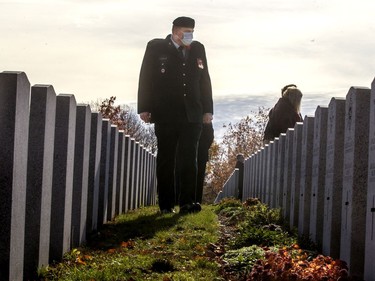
[1,0,374,106]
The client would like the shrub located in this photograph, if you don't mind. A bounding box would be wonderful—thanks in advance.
[214,198,243,213]
[221,245,266,279]
[248,247,351,281]
[230,225,295,249]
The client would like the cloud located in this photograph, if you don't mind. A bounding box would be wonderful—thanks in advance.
[0,0,374,105]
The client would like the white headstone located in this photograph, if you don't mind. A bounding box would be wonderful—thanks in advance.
[290,122,303,228]
[340,87,370,279]
[283,128,294,222]
[309,106,328,249]
[365,79,375,280]
[298,116,315,237]
[322,98,346,259]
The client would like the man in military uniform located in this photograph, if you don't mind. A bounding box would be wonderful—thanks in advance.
[137,16,213,214]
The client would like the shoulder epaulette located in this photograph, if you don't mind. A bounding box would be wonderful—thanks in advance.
[147,38,164,46]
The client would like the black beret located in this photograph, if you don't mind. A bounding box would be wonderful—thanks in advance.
[173,16,195,28]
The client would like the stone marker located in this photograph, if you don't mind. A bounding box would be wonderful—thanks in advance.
[261,146,267,202]
[270,138,279,208]
[98,119,111,228]
[290,122,303,228]
[243,156,251,200]
[298,116,315,237]
[365,78,375,280]
[87,112,102,233]
[254,151,260,198]
[0,71,30,281]
[146,151,156,205]
[116,131,125,216]
[265,143,273,205]
[309,106,328,249]
[283,128,294,222]
[128,138,136,210]
[122,135,131,213]
[322,98,346,258]
[49,94,77,263]
[249,155,255,199]
[134,142,141,208]
[139,145,145,206]
[276,134,286,208]
[71,104,91,247]
[107,125,119,221]
[24,85,56,280]
[143,149,150,205]
[340,87,370,279]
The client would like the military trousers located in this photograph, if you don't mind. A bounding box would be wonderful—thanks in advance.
[154,122,202,210]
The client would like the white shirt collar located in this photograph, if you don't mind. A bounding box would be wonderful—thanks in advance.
[170,35,180,49]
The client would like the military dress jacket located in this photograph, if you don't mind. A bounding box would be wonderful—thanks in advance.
[137,35,213,123]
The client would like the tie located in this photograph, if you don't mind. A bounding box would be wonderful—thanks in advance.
[178,46,185,59]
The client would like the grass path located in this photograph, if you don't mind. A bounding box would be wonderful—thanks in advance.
[40,205,224,281]
[38,199,355,280]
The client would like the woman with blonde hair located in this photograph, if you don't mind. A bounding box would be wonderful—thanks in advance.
[263,84,303,144]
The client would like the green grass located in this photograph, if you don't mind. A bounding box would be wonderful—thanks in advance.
[39,205,224,281]
[38,199,324,280]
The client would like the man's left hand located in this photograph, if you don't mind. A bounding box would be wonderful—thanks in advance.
[203,113,213,124]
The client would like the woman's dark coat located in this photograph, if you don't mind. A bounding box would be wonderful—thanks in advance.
[263,97,303,141]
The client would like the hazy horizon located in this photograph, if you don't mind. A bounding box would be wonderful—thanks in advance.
[120,87,352,142]
[212,89,349,141]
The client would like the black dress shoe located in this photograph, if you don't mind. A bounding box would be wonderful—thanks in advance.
[179,204,193,214]
[179,203,201,214]
[160,208,175,214]
[193,202,202,212]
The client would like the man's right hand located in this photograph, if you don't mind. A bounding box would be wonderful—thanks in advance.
[140,112,151,123]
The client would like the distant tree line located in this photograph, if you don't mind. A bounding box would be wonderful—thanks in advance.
[204,107,268,202]
[94,96,268,203]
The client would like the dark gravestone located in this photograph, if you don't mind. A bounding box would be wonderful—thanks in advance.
[243,156,251,200]
[49,94,77,263]
[298,116,315,237]
[260,146,267,202]
[365,78,375,280]
[116,131,125,216]
[128,139,136,210]
[71,104,91,247]
[98,119,111,228]
[149,151,157,206]
[282,128,294,222]
[290,122,303,229]
[0,71,30,281]
[24,85,56,280]
[276,133,286,208]
[254,151,260,198]
[309,106,328,249]
[340,87,370,279]
[265,143,273,205]
[134,142,141,208]
[107,125,118,221]
[270,138,279,208]
[122,135,131,213]
[87,112,102,233]
[322,98,346,258]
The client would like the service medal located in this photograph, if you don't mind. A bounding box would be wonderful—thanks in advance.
[197,58,204,69]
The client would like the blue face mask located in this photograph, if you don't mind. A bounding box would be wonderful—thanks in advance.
[181,32,193,46]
